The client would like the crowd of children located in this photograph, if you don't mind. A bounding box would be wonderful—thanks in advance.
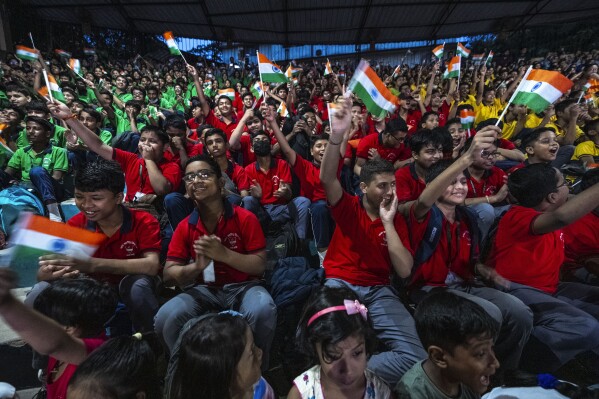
[0,44,598,398]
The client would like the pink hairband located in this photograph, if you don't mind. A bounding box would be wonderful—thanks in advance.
[307,299,368,327]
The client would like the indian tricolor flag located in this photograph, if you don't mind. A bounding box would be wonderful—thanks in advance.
[472,54,485,64]
[218,88,236,101]
[69,58,81,75]
[324,59,334,76]
[443,56,461,80]
[8,213,106,287]
[285,65,301,77]
[83,48,96,56]
[257,52,287,83]
[38,73,65,102]
[460,109,475,130]
[392,65,401,78]
[277,101,289,118]
[250,81,264,99]
[509,67,573,114]
[15,45,39,62]
[163,31,182,56]
[55,49,71,59]
[348,60,398,119]
[486,51,494,66]
[457,42,470,58]
[583,81,591,92]
[432,43,444,59]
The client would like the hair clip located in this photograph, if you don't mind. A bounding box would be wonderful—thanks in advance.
[219,310,244,318]
[307,299,368,327]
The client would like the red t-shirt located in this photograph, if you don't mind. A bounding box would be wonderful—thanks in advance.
[408,204,476,288]
[167,204,266,287]
[68,207,162,285]
[244,158,292,205]
[563,211,599,265]
[226,160,251,192]
[464,167,506,198]
[324,192,413,286]
[426,102,450,127]
[46,337,105,399]
[163,142,205,168]
[292,154,326,202]
[356,133,411,164]
[206,110,239,139]
[487,205,564,294]
[395,164,425,202]
[113,148,182,202]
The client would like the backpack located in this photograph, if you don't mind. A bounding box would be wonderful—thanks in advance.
[412,204,480,271]
[265,220,300,270]
[0,186,45,237]
[111,131,140,154]
[478,209,509,264]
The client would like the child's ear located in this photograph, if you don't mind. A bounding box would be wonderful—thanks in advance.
[428,345,449,369]
[116,192,124,204]
[359,181,368,195]
[546,191,559,205]
[524,145,534,156]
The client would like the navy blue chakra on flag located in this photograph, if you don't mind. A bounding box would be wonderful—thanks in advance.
[370,89,379,99]
[531,82,542,92]
[272,66,281,73]
[50,238,67,253]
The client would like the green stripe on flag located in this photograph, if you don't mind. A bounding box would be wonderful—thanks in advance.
[512,91,552,114]
[350,81,388,119]
[260,72,287,83]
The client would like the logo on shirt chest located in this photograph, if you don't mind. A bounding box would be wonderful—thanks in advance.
[378,231,388,247]
[120,241,138,257]
[224,233,241,250]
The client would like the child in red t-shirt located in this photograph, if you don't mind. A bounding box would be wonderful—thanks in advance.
[486,163,599,374]
[0,274,116,399]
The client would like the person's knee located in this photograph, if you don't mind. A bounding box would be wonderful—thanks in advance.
[163,192,184,209]
[29,166,48,180]
[505,299,534,333]
[310,201,328,217]
[293,196,310,210]
[475,203,495,224]
[119,275,153,301]
[241,195,259,209]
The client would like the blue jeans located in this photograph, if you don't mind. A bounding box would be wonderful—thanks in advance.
[0,167,63,203]
[325,278,426,386]
[241,196,310,239]
[154,282,276,369]
[309,200,335,249]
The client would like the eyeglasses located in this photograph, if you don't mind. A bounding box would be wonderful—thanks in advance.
[389,133,406,143]
[183,169,216,183]
[556,180,569,189]
[480,151,501,159]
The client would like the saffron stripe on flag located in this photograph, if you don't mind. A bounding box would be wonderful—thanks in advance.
[526,70,573,93]
[26,214,106,244]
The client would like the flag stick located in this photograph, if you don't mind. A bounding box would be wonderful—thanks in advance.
[495,65,533,126]
[29,32,37,49]
[41,69,54,103]
[577,90,585,104]
[256,51,265,100]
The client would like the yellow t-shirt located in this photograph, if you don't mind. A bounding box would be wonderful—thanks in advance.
[458,94,477,108]
[572,140,599,161]
[502,118,521,141]
[546,121,584,141]
[474,99,503,126]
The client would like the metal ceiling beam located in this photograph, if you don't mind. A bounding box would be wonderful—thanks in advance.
[510,0,551,33]
[198,0,217,39]
[429,0,458,41]
[283,0,289,47]
[354,0,373,44]
[109,0,137,31]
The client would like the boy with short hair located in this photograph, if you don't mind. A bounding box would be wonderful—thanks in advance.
[0,116,68,221]
[396,291,499,399]
[487,163,599,374]
[354,118,411,176]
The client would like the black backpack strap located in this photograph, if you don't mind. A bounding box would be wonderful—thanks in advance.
[412,204,444,269]
[478,208,509,264]
[456,206,481,267]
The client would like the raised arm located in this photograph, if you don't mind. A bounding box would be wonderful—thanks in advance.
[320,97,352,206]
[267,109,296,166]
[187,64,210,116]
[48,100,113,160]
[229,109,253,151]
[413,126,501,220]
[0,269,88,365]
[476,65,487,105]
[424,62,440,107]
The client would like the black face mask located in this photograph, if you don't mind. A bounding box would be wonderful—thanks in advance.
[253,141,271,156]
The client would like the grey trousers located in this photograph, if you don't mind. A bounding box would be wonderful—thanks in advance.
[412,284,533,370]
[325,278,427,387]
[499,281,599,372]
[154,282,277,369]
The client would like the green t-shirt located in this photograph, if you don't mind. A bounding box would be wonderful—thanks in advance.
[7,144,68,182]
[395,360,479,399]
[116,114,148,135]
[78,88,98,105]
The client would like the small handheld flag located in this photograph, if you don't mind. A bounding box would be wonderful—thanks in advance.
[443,56,461,80]
[68,58,81,75]
[8,213,106,288]
[392,65,401,79]
[277,102,289,118]
[486,51,494,66]
[324,59,334,76]
[15,45,39,62]
[257,52,287,83]
[54,49,71,59]
[217,88,236,101]
[472,54,485,64]
[457,42,471,58]
[250,81,264,99]
[163,31,182,56]
[38,72,65,102]
[432,43,445,59]
[460,109,475,130]
[509,68,573,113]
[348,59,398,119]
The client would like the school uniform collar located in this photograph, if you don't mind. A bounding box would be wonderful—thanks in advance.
[254,157,276,172]
[188,200,234,226]
[85,205,133,234]
[464,167,492,180]
[23,143,53,155]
